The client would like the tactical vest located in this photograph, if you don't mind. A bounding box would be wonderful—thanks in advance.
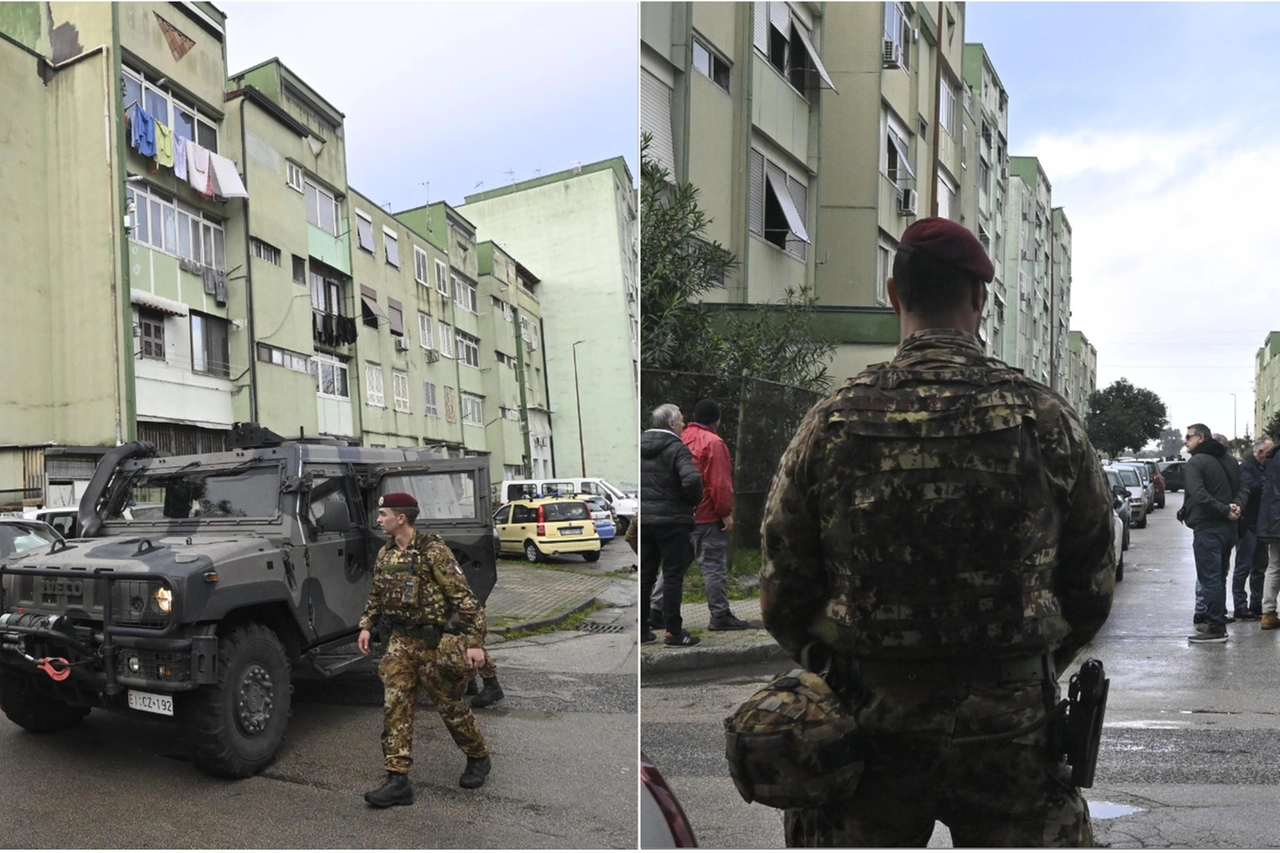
[372,532,452,629]
[818,363,1064,660]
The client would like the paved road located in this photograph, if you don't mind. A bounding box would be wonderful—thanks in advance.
[0,555,640,848]
[642,490,1280,848]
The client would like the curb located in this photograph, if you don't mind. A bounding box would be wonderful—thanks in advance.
[640,638,791,675]
[491,594,603,638]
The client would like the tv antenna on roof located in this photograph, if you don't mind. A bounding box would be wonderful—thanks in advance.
[504,169,515,185]
[474,181,484,190]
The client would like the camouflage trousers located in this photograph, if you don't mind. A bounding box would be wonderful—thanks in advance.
[379,632,488,773]
[785,682,1092,847]
[477,648,496,680]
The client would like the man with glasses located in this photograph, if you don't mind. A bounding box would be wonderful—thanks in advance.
[1182,425,1249,643]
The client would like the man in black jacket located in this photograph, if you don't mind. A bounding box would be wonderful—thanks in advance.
[1232,437,1273,619]
[1182,424,1250,643]
[640,403,703,646]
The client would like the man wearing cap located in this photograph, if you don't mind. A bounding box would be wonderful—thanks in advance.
[760,218,1115,845]
[359,492,491,807]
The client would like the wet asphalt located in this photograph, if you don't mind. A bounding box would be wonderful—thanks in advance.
[642,489,1280,848]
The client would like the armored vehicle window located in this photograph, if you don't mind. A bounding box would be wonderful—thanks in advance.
[306,476,355,533]
[380,471,478,521]
[109,466,281,521]
[543,502,590,523]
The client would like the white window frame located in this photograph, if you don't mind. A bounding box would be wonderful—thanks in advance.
[692,36,731,93]
[311,352,350,400]
[435,259,449,296]
[123,64,219,153]
[748,145,810,256]
[365,362,385,408]
[940,76,958,139]
[286,162,304,193]
[383,227,400,268]
[423,380,439,417]
[456,331,481,368]
[418,312,433,349]
[127,185,225,270]
[414,246,430,286]
[392,369,410,413]
[452,275,478,313]
[438,322,454,358]
[354,209,376,253]
[460,392,484,427]
[305,179,340,237]
[876,237,895,307]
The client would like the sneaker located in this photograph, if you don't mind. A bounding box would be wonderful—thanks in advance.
[708,614,751,631]
[641,631,658,644]
[1235,609,1260,622]
[1262,613,1280,630]
[664,630,701,647]
[1193,612,1207,624]
[1189,628,1228,643]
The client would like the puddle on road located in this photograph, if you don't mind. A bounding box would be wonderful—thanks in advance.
[1089,801,1144,819]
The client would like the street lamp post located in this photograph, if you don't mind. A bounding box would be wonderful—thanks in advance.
[1230,392,1238,439]
[572,340,587,477]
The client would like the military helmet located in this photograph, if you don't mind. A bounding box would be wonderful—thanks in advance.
[724,669,864,810]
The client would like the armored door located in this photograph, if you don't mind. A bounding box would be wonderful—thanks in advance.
[300,473,371,643]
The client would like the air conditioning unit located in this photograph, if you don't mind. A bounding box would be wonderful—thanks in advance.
[394,337,410,352]
[882,39,902,68]
[424,349,440,364]
[1000,163,1008,180]
[898,188,918,216]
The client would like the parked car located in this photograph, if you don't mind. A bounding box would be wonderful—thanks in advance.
[1159,460,1186,492]
[1103,468,1131,553]
[0,518,61,561]
[1137,460,1165,509]
[493,497,601,563]
[641,752,698,848]
[498,477,635,534]
[1110,464,1148,529]
[1115,461,1155,514]
[577,494,617,542]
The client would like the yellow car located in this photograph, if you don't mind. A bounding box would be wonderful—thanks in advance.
[494,497,601,563]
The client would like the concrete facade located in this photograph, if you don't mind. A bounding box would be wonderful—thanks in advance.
[1066,330,1098,417]
[0,4,563,506]
[456,160,640,493]
[1255,333,1280,436]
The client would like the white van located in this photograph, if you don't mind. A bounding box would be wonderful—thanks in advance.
[498,477,637,533]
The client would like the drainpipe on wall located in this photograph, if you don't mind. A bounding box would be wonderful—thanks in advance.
[931,3,944,218]
[740,2,756,304]
[239,95,259,423]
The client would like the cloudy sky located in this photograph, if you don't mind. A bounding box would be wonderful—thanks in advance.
[966,2,1276,441]
[223,2,638,211]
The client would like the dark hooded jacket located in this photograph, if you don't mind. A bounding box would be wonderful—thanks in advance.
[641,429,703,528]
[1256,444,1280,541]
[1183,438,1250,531]
[1240,452,1266,532]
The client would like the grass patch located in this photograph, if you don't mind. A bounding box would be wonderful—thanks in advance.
[681,548,762,604]
[498,602,605,640]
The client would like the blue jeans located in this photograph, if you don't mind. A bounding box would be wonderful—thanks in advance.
[1193,523,1237,631]
[1232,527,1265,612]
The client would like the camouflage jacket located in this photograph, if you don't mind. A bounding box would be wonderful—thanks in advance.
[760,329,1115,674]
[359,531,486,646]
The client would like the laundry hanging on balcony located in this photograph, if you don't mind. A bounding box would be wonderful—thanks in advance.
[208,151,248,199]
[126,103,157,157]
[185,140,213,198]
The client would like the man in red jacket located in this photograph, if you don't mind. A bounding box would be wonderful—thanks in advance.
[679,398,750,630]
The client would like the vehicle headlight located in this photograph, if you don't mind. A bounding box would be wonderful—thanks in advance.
[152,586,173,613]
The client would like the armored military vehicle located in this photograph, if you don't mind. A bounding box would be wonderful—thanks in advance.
[0,424,496,777]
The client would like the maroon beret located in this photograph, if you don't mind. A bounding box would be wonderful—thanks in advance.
[899,217,994,283]
[379,492,419,510]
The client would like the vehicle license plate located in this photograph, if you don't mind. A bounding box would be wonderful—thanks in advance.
[127,689,174,717]
[561,527,582,535]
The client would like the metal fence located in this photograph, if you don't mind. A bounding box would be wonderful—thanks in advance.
[641,369,825,551]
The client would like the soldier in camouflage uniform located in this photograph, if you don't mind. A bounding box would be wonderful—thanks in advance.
[760,218,1116,846]
[359,492,491,807]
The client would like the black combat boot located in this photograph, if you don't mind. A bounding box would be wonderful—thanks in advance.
[469,676,505,708]
[459,755,491,789]
[364,771,414,807]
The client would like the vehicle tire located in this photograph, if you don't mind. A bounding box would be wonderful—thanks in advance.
[1116,550,1124,582]
[615,516,630,536]
[0,670,90,733]
[1123,524,1130,551]
[1136,513,1147,530]
[524,540,544,563]
[583,550,601,562]
[180,622,292,779]
[1157,497,1165,509]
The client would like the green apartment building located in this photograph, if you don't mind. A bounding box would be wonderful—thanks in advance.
[0,3,555,507]
[1255,333,1280,436]
[457,160,640,493]
[1066,330,1098,416]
